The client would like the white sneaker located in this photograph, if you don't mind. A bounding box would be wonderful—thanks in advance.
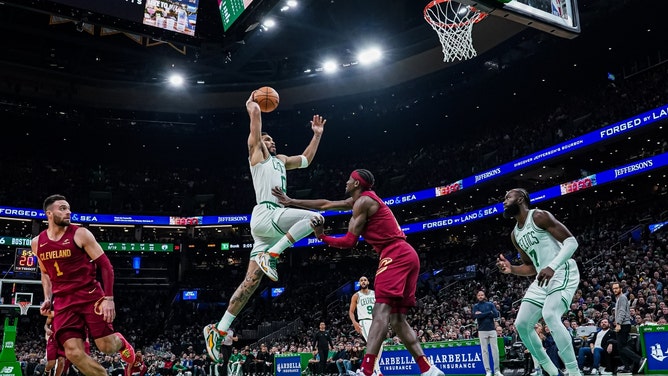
[420,366,445,376]
[485,372,492,376]
[599,370,612,375]
[589,369,599,375]
[255,252,279,281]
[530,368,542,376]
[202,324,226,363]
[495,371,505,376]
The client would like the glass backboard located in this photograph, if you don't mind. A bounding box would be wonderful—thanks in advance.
[459,0,580,38]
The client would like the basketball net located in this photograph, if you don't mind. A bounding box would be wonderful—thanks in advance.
[17,302,30,316]
[424,0,488,62]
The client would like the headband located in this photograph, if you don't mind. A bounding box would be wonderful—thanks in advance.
[351,170,372,189]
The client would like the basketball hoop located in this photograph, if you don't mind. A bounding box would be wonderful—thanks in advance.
[424,0,488,62]
[17,301,30,316]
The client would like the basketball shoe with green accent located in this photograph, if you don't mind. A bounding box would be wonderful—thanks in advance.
[255,252,279,282]
[203,324,226,363]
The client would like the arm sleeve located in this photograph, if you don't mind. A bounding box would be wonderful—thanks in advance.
[93,253,114,297]
[318,232,358,249]
[546,236,578,271]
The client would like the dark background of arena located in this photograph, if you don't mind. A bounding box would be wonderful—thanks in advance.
[0,0,666,375]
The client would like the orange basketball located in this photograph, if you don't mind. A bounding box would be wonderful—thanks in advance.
[254,86,280,113]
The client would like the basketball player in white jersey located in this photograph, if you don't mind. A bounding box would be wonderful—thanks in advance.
[204,90,327,363]
[349,276,383,375]
[496,188,581,376]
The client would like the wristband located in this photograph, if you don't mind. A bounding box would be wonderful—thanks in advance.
[103,296,114,301]
[298,155,309,169]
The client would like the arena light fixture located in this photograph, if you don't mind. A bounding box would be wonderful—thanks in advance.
[262,18,276,30]
[358,47,382,65]
[323,60,338,73]
[168,73,185,87]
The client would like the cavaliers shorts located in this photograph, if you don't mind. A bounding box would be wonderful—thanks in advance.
[46,335,64,361]
[53,283,115,346]
[374,240,419,310]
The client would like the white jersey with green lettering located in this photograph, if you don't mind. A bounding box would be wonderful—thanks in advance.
[250,155,286,206]
[356,289,376,321]
[513,209,563,273]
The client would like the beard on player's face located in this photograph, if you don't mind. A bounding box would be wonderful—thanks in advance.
[54,215,70,227]
[503,201,521,218]
[266,144,276,155]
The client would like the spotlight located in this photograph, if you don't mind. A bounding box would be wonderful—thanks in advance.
[358,47,382,65]
[261,18,276,30]
[323,60,338,73]
[168,73,185,87]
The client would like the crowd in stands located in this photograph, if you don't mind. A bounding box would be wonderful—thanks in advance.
[10,190,667,376]
[0,54,666,217]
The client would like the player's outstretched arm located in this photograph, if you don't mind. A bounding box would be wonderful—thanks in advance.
[247,91,267,166]
[315,196,374,249]
[284,115,326,170]
[272,186,351,210]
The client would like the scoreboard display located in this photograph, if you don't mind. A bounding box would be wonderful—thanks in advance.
[14,248,39,273]
[49,0,200,36]
[219,0,254,31]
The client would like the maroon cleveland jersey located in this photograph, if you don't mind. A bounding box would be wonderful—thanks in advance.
[37,224,99,296]
[360,190,407,253]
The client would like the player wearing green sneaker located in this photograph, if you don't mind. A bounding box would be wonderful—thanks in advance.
[203,90,327,362]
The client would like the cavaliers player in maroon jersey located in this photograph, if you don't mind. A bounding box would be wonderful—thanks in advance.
[33,194,136,376]
[129,350,148,376]
[272,169,444,376]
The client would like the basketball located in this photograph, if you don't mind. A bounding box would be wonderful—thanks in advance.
[254,86,280,113]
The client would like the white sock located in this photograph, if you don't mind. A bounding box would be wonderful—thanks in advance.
[266,236,293,257]
[266,218,313,256]
[217,311,236,333]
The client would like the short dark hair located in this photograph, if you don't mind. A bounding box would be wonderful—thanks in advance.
[43,194,67,211]
[354,169,375,190]
[511,188,530,206]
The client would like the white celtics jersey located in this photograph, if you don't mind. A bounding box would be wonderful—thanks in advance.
[513,209,563,273]
[356,289,376,320]
[250,155,286,205]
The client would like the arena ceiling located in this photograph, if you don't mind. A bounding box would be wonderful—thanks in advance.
[0,0,646,108]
